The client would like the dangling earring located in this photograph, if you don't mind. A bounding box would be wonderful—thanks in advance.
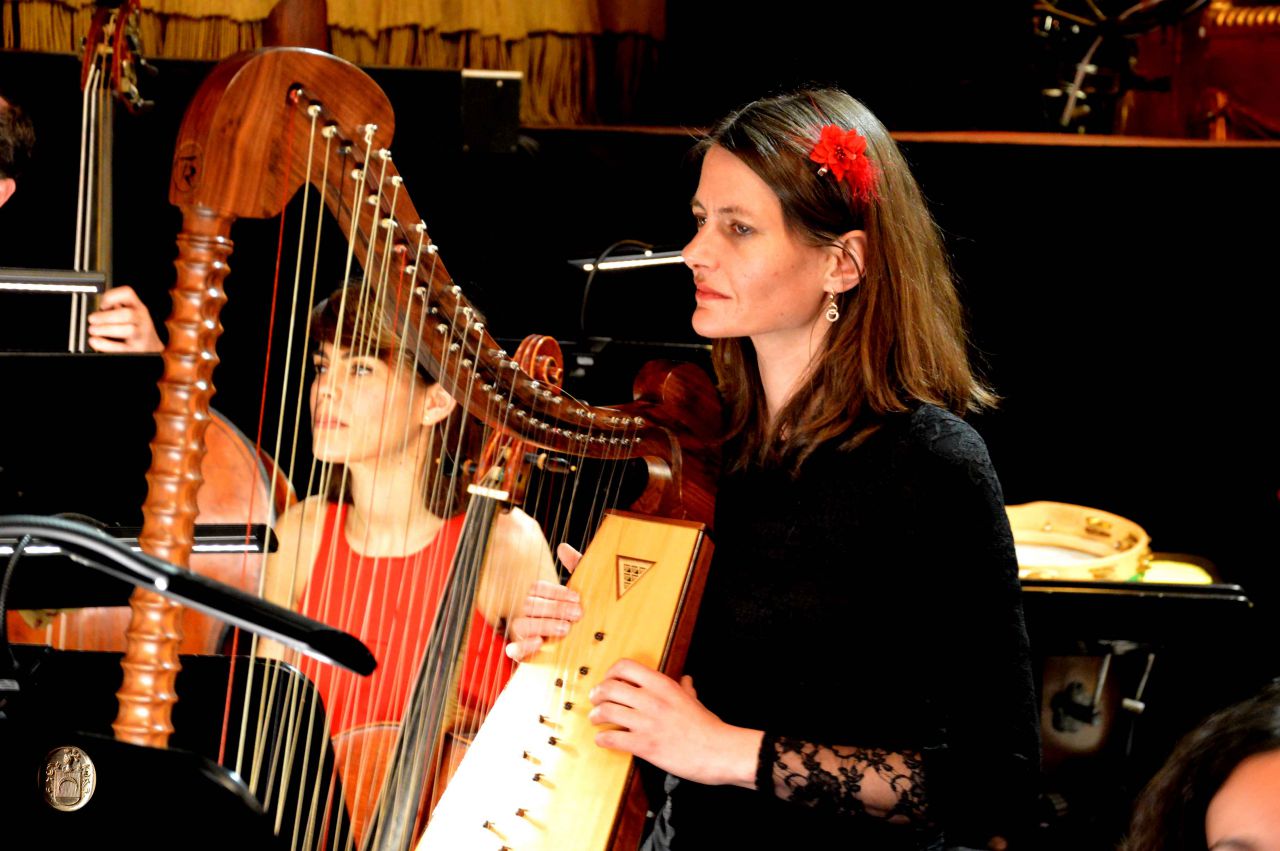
[824,291,840,323]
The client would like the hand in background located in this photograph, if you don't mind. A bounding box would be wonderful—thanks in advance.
[87,285,163,352]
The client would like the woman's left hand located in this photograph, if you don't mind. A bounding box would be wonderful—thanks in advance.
[588,658,763,788]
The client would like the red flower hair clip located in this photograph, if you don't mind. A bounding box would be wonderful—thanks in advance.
[809,124,878,202]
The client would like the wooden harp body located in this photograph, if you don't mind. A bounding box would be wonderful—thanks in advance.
[114,46,721,848]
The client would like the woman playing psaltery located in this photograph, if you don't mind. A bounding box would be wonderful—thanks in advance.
[506,89,1040,850]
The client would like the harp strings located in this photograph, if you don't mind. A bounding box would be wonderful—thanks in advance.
[232,106,355,845]
[224,91,639,850]
[239,102,327,806]
[228,113,485,849]
[229,103,332,834]
[246,120,342,805]
[69,55,105,353]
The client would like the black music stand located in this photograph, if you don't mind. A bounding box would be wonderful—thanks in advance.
[3,523,272,611]
[0,353,276,614]
[2,650,349,850]
[1021,577,1255,646]
[1021,578,1262,847]
[0,514,372,848]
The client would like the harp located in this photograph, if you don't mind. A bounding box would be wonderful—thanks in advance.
[3,0,291,659]
[113,47,720,849]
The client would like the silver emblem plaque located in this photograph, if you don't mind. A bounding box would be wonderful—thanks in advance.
[42,746,96,812]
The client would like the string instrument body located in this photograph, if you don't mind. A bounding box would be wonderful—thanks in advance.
[110,48,720,851]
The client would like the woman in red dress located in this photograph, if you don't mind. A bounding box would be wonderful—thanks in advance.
[259,286,556,840]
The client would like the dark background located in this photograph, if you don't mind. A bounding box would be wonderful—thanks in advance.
[1,7,1277,843]
[652,2,1044,130]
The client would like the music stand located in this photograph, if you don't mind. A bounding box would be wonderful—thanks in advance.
[3,649,348,850]
[0,352,278,611]
[0,352,159,612]
[1021,578,1254,646]
[0,514,371,849]
[1022,577,1262,846]
[3,523,272,610]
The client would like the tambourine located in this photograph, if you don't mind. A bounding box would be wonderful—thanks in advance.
[1006,501,1153,582]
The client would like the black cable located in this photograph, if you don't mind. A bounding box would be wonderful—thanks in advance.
[0,510,106,677]
[0,534,32,675]
[578,238,654,337]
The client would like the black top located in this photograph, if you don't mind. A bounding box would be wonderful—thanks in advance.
[650,404,1039,849]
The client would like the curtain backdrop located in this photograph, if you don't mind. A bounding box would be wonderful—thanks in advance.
[0,0,664,124]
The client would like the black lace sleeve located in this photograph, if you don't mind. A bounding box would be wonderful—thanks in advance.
[755,731,930,825]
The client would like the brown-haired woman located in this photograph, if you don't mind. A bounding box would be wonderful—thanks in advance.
[508,89,1039,850]
[259,286,556,837]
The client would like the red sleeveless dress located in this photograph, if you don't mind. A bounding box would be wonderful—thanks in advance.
[297,501,513,732]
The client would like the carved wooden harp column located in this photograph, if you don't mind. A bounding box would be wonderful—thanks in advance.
[112,53,722,851]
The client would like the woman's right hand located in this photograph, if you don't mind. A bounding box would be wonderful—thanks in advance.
[504,544,583,661]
